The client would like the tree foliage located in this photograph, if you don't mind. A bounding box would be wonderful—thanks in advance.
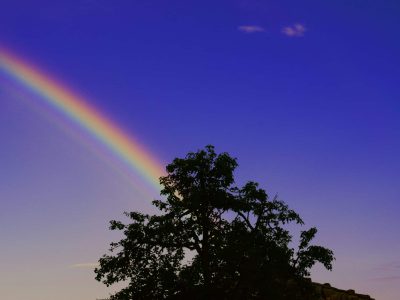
[95,145,334,299]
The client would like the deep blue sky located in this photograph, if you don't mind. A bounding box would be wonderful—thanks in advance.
[1,1,399,299]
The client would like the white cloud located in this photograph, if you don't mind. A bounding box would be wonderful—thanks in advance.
[282,23,306,37]
[238,25,265,33]
[70,262,99,269]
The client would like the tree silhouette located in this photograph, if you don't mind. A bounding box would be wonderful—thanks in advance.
[95,145,334,299]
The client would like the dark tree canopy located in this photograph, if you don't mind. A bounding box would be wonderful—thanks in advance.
[95,145,334,299]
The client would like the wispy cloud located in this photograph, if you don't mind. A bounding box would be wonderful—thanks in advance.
[369,275,400,282]
[238,25,265,33]
[282,23,306,37]
[368,261,400,282]
[70,262,99,269]
[372,261,400,272]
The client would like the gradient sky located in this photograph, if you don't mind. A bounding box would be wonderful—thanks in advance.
[1,1,399,299]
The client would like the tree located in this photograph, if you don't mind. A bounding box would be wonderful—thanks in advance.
[95,145,334,299]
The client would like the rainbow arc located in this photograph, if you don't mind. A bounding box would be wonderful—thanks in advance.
[0,47,164,194]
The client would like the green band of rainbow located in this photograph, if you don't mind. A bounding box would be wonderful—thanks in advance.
[0,48,164,193]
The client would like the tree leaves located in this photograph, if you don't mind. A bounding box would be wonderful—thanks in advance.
[95,146,334,299]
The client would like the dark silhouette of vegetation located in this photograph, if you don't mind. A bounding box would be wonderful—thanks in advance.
[95,145,334,299]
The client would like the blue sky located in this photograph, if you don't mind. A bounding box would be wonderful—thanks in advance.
[1,1,399,299]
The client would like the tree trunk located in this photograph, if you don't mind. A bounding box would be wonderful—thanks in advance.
[200,174,211,290]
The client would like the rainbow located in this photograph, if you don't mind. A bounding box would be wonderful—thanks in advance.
[0,47,165,193]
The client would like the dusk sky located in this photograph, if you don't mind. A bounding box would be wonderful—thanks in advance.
[1,1,399,299]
